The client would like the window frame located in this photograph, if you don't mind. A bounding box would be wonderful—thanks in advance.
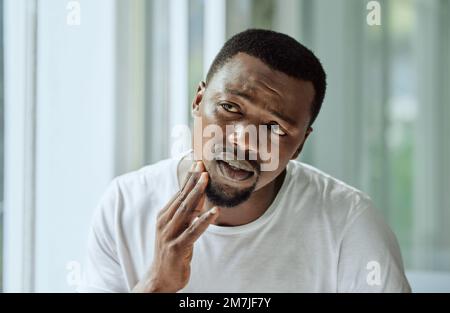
[3,0,38,292]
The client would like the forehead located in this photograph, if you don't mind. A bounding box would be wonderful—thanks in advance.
[207,53,315,125]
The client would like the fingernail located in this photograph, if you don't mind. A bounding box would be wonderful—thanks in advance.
[210,207,218,215]
[195,161,202,171]
[189,162,196,172]
[199,172,207,183]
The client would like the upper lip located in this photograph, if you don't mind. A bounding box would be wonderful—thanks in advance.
[214,152,256,173]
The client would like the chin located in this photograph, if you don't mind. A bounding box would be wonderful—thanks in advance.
[205,175,257,208]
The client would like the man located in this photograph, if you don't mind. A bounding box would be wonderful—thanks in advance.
[80,29,411,292]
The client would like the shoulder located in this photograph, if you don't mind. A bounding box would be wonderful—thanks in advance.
[113,157,178,195]
[91,157,178,229]
[288,160,373,212]
[285,160,376,237]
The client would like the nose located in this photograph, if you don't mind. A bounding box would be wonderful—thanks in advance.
[226,123,259,160]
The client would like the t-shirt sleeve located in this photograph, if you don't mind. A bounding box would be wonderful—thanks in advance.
[337,197,411,292]
[78,179,128,293]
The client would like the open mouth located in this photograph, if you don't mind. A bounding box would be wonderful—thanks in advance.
[216,160,255,182]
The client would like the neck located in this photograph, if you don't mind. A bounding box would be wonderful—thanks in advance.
[177,154,286,227]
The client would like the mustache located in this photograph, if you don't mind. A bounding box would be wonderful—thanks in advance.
[212,145,261,174]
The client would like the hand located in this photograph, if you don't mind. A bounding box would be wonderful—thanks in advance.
[132,161,220,293]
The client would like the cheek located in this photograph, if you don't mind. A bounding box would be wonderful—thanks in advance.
[259,144,292,172]
[202,102,220,121]
[194,114,228,162]
[277,135,305,160]
[200,107,228,145]
[202,159,215,177]
[200,105,220,135]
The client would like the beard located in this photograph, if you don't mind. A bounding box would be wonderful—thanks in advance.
[203,145,261,208]
[205,177,258,208]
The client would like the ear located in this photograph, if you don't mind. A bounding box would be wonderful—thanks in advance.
[192,81,206,117]
[291,126,313,160]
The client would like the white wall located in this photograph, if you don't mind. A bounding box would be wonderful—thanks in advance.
[3,0,38,292]
[4,0,118,292]
[33,0,117,292]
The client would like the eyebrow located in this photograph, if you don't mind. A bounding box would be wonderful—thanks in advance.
[224,87,297,127]
[224,87,254,101]
[267,109,297,127]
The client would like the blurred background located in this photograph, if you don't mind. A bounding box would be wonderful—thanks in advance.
[1,0,449,292]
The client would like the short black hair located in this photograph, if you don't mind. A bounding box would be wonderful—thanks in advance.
[206,29,327,127]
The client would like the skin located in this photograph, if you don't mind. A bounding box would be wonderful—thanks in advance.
[133,52,316,292]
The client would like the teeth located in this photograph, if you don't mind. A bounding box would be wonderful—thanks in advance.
[223,159,253,172]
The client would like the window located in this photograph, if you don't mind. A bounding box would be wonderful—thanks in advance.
[0,0,3,293]
[224,0,450,274]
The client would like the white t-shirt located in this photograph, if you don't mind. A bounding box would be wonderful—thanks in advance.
[79,151,411,293]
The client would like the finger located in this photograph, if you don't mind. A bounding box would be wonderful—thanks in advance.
[190,194,206,224]
[177,207,220,245]
[160,161,205,223]
[180,161,205,193]
[157,162,196,219]
[168,172,209,234]
[180,161,204,191]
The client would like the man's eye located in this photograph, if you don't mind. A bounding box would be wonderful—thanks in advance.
[220,103,239,113]
[269,124,286,136]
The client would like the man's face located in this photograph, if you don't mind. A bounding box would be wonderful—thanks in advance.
[192,52,315,207]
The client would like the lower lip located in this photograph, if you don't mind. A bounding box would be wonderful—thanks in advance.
[217,160,254,182]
